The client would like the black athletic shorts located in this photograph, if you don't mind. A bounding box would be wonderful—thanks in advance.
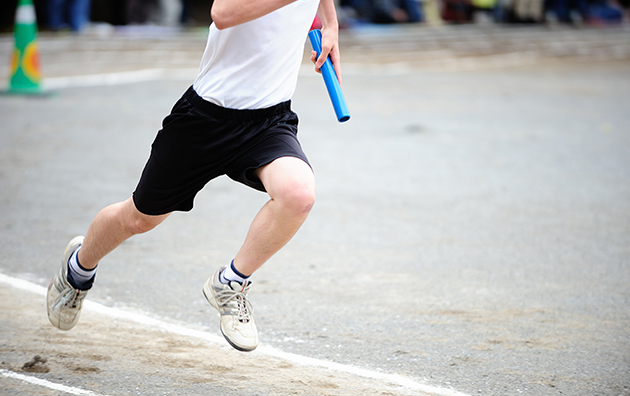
[132,86,310,216]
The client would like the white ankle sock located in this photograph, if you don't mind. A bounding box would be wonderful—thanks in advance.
[67,248,97,289]
[220,261,249,284]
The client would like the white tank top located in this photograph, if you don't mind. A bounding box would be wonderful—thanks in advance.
[193,0,320,110]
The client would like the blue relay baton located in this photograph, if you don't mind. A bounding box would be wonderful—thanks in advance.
[308,29,350,123]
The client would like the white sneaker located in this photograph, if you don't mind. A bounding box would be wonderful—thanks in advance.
[203,267,259,351]
[46,236,88,331]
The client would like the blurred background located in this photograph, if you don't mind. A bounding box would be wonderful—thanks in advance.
[0,0,628,33]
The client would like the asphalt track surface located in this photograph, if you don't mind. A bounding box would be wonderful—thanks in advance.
[1,23,629,396]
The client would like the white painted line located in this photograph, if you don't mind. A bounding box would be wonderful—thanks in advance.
[256,344,466,395]
[42,68,198,90]
[0,273,47,296]
[0,369,108,396]
[0,273,470,396]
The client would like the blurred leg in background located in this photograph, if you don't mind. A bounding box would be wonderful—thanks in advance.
[158,0,182,26]
[68,0,90,31]
[47,0,65,30]
[48,0,91,31]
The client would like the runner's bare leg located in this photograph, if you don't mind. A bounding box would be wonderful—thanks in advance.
[232,156,316,275]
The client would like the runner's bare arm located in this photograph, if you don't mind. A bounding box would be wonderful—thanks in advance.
[211,0,296,29]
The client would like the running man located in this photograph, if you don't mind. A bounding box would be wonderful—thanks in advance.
[46,0,342,352]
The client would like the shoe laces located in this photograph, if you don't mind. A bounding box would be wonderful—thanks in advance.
[216,282,253,323]
[55,287,85,310]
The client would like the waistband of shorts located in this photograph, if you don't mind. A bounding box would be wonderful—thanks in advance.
[184,86,292,121]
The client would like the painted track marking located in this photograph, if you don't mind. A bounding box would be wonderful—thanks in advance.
[0,273,470,396]
[1,368,109,396]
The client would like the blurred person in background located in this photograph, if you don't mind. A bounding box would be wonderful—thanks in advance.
[586,0,624,23]
[510,0,544,21]
[341,0,423,24]
[547,0,622,24]
[124,0,181,26]
[125,0,154,24]
[48,0,91,31]
[89,0,185,27]
[157,0,182,26]
[180,0,192,25]
[618,0,630,20]
[441,0,473,22]
[548,0,590,22]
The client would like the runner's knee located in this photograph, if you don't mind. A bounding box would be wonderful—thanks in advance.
[276,183,316,216]
[122,200,166,235]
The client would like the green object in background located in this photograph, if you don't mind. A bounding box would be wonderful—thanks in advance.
[8,0,42,94]
[471,0,498,9]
